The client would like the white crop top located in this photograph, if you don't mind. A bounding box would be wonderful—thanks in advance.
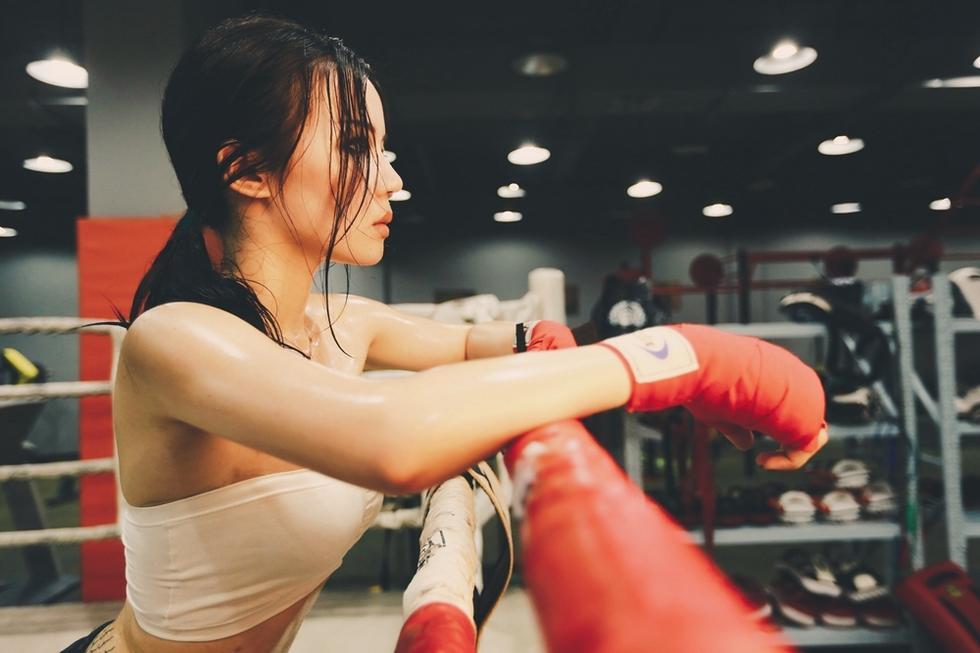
[121,468,383,642]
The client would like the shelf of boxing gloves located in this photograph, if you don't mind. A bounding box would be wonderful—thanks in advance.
[724,546,907,645]
[683,458,902,546]
[630,413,906,547]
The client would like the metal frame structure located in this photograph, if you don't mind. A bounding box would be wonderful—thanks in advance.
[930,275,980,568]
[623,276,925,649]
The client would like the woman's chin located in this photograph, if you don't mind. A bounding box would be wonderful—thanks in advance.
[331,245,384,267]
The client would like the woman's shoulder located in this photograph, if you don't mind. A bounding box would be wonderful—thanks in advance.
[122,302,269,374]
[132,300,235,324]
[126,301,243,343]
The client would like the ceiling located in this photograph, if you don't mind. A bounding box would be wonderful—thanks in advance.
[2,0,979,249]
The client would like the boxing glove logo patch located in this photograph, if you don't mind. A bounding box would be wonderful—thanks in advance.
[644,341,670,359]
[603,326,700,383]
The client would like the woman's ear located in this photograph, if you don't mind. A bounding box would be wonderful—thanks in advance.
[217,142,272,200]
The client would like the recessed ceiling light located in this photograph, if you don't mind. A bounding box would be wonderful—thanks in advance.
[23,155,73,173]
[626,180,663,198]
[390,189,411,202]
[0,226,18,238]
[497,183,526,199]
[512,53,568,77]
[0,200,27,211]
[383,150,396,163]
[974,55,980,69]
[494,211,523,223]
[703,203,733,218]
[507,144,551,166]
[831,202,862,214]
[818,135,864,156]
[753,40,818,75]
[26,58,88,89]
[929,197,951,211]
[922,76,980,88]
[772,41,799,60]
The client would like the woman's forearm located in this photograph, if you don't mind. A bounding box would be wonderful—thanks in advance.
[464,321,519,359]
[378,344,631,492]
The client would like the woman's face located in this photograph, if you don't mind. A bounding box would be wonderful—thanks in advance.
[278,74,403,266]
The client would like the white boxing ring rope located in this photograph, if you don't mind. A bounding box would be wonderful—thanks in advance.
[0,268,563,555]
[0,459,116,482]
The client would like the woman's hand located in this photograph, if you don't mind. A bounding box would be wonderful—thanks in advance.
[689,412,828,470]
[599,324,827,469]
[524,321,577,352]
[756,426,828,470]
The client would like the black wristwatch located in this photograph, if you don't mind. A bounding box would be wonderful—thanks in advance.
[515,323,527,353]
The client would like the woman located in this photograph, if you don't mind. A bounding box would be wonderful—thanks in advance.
[63,13,826,653]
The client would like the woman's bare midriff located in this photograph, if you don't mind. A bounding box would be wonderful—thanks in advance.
[92,586,318,653]
[99,298,371,652]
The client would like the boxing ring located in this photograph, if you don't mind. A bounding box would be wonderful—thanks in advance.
[0,267,788,652]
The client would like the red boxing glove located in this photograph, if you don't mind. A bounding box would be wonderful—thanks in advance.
[525,320,577,351]
[599,324,825,452]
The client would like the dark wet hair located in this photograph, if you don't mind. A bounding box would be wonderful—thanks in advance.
[116,13,386,355]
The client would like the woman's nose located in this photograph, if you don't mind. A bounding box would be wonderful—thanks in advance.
[385,166,403,197]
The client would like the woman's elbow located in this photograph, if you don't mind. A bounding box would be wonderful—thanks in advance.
[369,413,424,495]
[376,450,425,495]
[367,386,449,495]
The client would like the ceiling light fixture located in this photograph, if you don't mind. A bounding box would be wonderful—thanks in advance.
[753,39,818,75]
[626,180,663,198]
[507,144,550,165]
[0,226,18,238]
[703,203,733,218]
[512,53,568,77]
[0,200,27,211]
[390,189,411,202]
[974,55,980,69]
[494,211,523,223]
[929,197,951,211]
[497,183,526,199]
[383,150,396,163]
[922,75,980,88]
[23,155,73,173]
[818,135,865,156]
[26,57,88,89]
[831,202,862,214]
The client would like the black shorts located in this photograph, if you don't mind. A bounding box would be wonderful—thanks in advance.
[59,621,113,653]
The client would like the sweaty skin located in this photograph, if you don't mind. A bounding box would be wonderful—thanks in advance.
[98,68,824,652]
[107,296,631,653]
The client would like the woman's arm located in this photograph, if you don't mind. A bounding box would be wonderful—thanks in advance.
[351,295,516,370]
[121,302,631,495]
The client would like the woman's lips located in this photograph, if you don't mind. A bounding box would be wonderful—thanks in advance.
[373,211,392,237]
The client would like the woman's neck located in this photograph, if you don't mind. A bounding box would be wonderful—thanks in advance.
[226,233,320,349]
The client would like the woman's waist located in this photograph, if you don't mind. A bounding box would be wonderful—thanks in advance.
[117,587,320,653]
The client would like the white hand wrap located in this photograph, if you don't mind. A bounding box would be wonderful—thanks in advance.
[402,477,478,621]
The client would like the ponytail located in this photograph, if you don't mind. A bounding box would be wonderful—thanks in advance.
[116,209,298,355]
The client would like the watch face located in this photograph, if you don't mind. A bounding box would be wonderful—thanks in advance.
[607,300,647,329]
